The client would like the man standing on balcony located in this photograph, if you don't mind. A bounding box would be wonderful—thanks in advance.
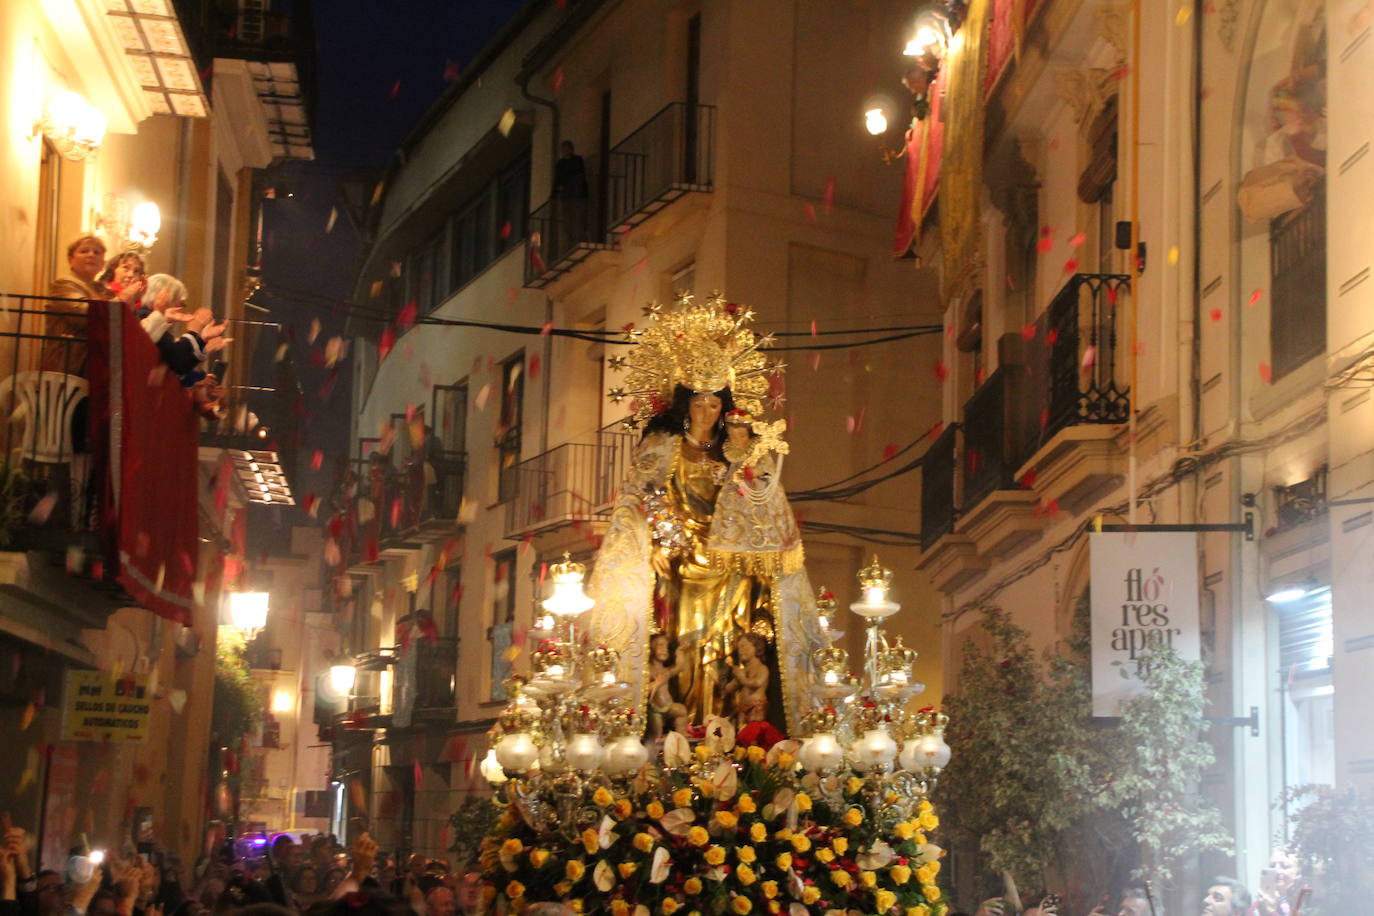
[552,139,589,250]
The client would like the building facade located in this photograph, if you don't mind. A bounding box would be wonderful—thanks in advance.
[334,0,948,863]
[908,0,1367,908]
[0,0,312,867]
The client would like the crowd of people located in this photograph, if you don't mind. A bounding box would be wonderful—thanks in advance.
[43,235,233,422]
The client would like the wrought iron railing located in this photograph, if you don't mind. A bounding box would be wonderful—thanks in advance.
[962,368,1019,510]
[1041,272,1131,440]
[605,102,716,232]
[504,428,635,538]
[1269,180,1326,380]
[920,423,959,551]
[524,153,614,286]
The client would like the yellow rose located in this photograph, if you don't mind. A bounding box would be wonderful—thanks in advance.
[661,900,680,915]
[831,837,849,856]
[774,852,792,870]
[918,799,933,814]
[843,807,864,827]
[581,829,600,855]
[529,849,549,868]
[750,823,768,843]
[565,860,586,882]
[705,845,726,866]
[919,811,939,830]
[698,780,716,799]
[801,887,821,905]
[673,788,694,808]
[773,828,793,841]
[737,845,756,863]
[916,863,938,885]
[505,881,525,900]
[687,825,709,847]
[569,899,583,913]
[815,848,835,864]
[683,878,703,896]
[860,871,877,888]
[830,870,851,888]
[894,821,915,840]
[615,798,633,819]
[501,838,524,856]
[731,898,752,915]
[875,890,896,912]
[618,862,638,879]
[761,881,778,899]
[634,832,655,853]
[914,832,927,846]
[776,753,795,770]
[735,746,748,761]
[790,834,811,853]
[737,795,757,814]
[927,860,941,877]
[906,907,931,916]
[647,800,666,819]
[736,864,756,886]
[593,787,613,808]
[554,882,571,896]
[795,792,812,812]
[747,745,766,763]
[846,776,864,795]
[716,810,739,830]
[611,901,630,916]
[890,864,911,885]
[695,744,712,762]
[922,885,941,903]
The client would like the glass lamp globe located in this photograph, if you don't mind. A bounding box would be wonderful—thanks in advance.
[603,735,649,775]
[564,732,605,772]
[798,732,844,772]
[852,727,898,770]
[918,731,952,769]
[543,553,595,617]
[479,748,507,784]
[494,732,538,773]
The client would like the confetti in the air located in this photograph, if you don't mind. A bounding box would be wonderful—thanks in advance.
[1259,361,1272,384]
[1247,288,1263,307]
[1068,231,1086,249]
[1210,308,1223,322]
[933,360,950,382]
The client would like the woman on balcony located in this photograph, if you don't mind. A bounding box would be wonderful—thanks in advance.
[42,235,145,375]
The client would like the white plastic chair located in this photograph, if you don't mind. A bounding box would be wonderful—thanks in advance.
[1,370,89,463]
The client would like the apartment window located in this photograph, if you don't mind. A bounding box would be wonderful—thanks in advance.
[496,154,531,256]
[497,353,524,503]
[488,549,518,700]
[1269,180,1326,381]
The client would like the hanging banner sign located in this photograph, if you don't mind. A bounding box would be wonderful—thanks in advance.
[61,670,152,742]
[1090,532,1201,716]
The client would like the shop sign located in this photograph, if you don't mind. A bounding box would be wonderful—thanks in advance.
[61,670,152,742]
[1090,531,1201,716]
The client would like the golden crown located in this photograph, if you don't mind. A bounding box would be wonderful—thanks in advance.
[607,293,783,428]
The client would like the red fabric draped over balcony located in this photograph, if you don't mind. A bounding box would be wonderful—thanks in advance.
[86,300,199,625]
[891,69,946,257]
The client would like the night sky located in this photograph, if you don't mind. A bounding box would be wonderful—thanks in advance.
[251,0,526,522]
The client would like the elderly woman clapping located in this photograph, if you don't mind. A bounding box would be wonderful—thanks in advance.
[140,274,232,380]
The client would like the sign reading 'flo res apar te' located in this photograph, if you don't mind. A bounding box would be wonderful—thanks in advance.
[1089,531,1201,717]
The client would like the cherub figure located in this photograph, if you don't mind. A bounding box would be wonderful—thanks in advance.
[721,632,770,726]
[647,632,686,740]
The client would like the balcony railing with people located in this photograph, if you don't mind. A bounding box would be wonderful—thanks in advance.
[346,444,467,564]
[0,293,205,624]
[525,103,716,288]
[919,273,1131,555]
[504,427,636,540]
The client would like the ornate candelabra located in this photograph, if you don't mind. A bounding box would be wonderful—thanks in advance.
[486,554,643,840]
[797,557,951,823]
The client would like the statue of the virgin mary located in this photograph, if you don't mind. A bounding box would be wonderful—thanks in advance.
[586,295,823,737]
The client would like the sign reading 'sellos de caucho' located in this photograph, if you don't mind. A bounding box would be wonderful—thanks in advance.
[1089,531,1201,717]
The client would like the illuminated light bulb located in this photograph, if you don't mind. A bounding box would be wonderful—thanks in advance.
[603,735,649,775]
[494,732,538,773]
[328,664,356,695]
[852,728,898,770]
[864,108,888,136]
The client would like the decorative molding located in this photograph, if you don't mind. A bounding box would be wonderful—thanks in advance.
[1054,67,1117,125]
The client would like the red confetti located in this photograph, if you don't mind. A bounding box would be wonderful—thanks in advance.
[499,220,512,240]
[810,319,818,338]
[823,176,836,214]
[1107,284,1120,306]
[1063,258,1079,274]
[1133,340,1146,355]
[1081,345,1097,368]
[1046,329,1059,346]
[804,203,817,222]
[529,354,541,379]
[1049,135,1061,151]
[945,324,955,338]
[443,59,461,82]
[882,443,900,462]
[1068,232,1086,248]
[551,68,565,94]
[933,360,950,382]
[1020,467,1037,489]
[311,450,324,470]
[1210,308,1223,322]
[1113,63,1130,81]
[974,366,987,387]
[397,300,418,331]
[809,351,821,371]
[389,80,401,100]
[1021,323,1037,341]
[1247,288,1263,307]
[379,327,396,360]
[1036,236,1054,254]
[1258,361,1272,383]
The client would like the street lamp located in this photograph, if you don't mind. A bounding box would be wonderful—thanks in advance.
[864,108,889,136]
[38,90,106,162]
[328,664,357,696]
[226,591,270,638]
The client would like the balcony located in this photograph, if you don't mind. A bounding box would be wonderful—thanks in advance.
[917,274,1132,593]
[348,447,466,569]
[1,296,201,628]
[526,103,716,288]
[504,428,635,543]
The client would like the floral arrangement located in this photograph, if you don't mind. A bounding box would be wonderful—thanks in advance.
[477,738,949,916]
